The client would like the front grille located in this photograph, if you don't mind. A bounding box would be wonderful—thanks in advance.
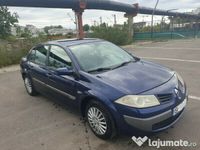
[156,94,173,103]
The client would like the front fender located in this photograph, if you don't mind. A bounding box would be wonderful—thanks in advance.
[78,89,124,132]
[78,89,117,113]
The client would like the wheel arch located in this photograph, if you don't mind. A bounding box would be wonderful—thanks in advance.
[79,91,120,134]
[21,72,26,80]
[80,95,98,118]
[79,91,118,117]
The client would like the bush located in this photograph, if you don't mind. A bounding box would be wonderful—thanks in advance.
[0,45,26,67]
[90,26,131,45]
[0,36,48,68]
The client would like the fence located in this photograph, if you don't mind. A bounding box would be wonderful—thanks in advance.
[134,29,200,41]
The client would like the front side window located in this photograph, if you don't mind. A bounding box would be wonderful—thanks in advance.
[69,41,135,72]
[29,45,48,65]
[48,45,72,69]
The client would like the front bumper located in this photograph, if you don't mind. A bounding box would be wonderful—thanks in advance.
[124,108,184,132]
[123,96,187,132]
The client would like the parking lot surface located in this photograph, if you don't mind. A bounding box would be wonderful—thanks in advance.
[0,39,200,150]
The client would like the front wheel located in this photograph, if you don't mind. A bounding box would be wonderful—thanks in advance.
[24,76,38,96]
[85,101,116,139]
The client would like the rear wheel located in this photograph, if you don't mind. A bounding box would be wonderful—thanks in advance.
[85,100,116,139]
[24,76,38,96]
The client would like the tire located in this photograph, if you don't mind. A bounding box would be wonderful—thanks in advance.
[85,100,116,139]
[24,76,38,96]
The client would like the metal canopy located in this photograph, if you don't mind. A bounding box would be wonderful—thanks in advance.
[0,0,137,13]
[1,0,199,39]
[0,0,200,19]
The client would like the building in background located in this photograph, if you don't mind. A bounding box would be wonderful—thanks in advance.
[11,26,17,36]
[192,8,200,15]
[48,28,73,36]
[134,22,147,28]
[26,25,45,37]
[11,25,45,37]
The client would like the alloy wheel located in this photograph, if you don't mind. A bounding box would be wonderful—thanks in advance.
[87,107,107,135]
[24,77,32,94]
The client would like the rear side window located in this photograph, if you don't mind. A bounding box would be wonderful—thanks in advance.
[29,45,48,65]
[48,45,72,69]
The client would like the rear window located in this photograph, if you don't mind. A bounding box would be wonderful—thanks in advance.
[28,45,48,66]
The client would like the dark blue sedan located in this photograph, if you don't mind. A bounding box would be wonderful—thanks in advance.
[20,38,188,139]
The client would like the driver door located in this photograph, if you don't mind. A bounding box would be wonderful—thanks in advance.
[45,45,76,101]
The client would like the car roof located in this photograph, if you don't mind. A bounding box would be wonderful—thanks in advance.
[46,38,104,47]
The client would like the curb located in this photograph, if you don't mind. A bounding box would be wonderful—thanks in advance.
[0,65,20,74]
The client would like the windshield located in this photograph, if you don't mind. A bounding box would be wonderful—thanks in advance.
[69,41,136,72]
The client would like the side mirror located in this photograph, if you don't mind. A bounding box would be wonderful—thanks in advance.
[56,67,74,76]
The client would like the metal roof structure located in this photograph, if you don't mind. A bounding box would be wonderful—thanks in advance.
[0,0,199,19]
[1,0,199,39]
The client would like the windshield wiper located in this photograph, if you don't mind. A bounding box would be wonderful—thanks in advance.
[113,60,134,69]
[88,60,137,73]
[88,67,113,73]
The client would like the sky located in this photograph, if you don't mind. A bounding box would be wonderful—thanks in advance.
[8,0,200,29]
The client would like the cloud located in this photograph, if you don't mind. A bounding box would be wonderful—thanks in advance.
[8,0,200,28]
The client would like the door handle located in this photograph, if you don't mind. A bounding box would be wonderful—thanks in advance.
[46,73,56,83]
[46,73,53,77]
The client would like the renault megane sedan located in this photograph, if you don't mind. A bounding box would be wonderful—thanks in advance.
[20,38,188,139]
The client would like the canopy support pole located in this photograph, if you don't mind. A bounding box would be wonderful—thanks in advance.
[75,10,84,39]
[124,3,138,41]
[74,0,86,39]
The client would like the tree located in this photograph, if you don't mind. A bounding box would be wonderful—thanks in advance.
[90,26,130,45]
[0,6,18,39]
[100,23,107,28]
[57,25,63,29]
[16,25,22,37]
[21,27,32,38]
[83,24,90,31]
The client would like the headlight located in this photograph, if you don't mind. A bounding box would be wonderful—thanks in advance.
[115,95,160,108]
[175,72,184,86]
[175,72,186,94]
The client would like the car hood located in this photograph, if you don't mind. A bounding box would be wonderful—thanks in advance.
[95,60,174,95]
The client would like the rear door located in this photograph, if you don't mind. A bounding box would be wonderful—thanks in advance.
[45,45,77,101]
[27,45,49,92]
